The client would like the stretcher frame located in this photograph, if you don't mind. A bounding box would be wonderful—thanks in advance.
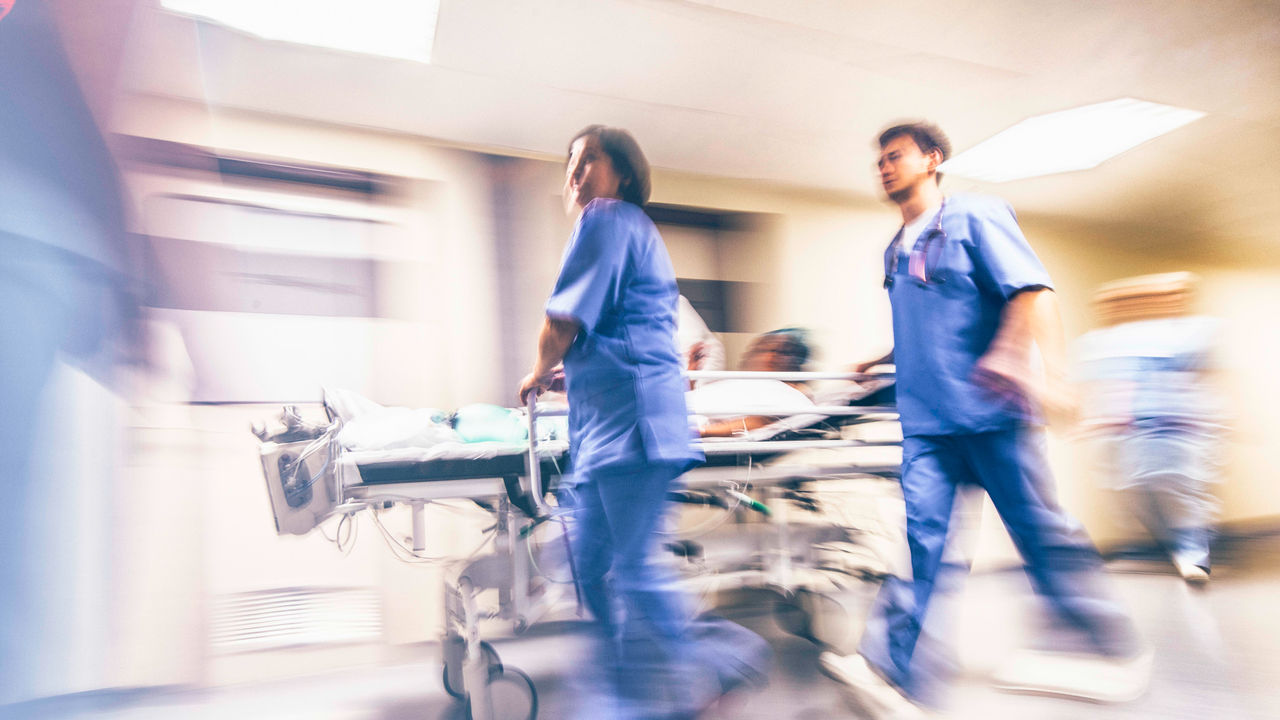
[255,371,900,720]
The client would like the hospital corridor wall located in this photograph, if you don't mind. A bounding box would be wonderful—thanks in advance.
[104,97,516,690]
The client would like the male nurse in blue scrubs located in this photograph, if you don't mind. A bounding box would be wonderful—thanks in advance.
[819,122,1149,717]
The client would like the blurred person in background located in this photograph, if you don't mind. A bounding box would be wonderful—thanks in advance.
[1075,272,1224,584]
[518,125,769,720]
[0,0,140,705]
[822,121,1147,717]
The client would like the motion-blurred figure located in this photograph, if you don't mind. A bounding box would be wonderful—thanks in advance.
[823,121,1147,716]
[0,0,138,705]
[1076,272,1223,584]
[518,125,769,719]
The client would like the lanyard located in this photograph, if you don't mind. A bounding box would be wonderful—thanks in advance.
[884,199,947,288]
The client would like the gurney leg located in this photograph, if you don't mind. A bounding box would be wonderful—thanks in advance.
[442,581,470,700]
[505,497,530,633]
[770,487,794,589]
[412,501,427,552]
[458,577,496,720]
[448,576,539,720]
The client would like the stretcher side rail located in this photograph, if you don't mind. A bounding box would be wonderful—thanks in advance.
[686,371,894,382]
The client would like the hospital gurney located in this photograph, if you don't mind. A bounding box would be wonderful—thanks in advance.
[256,401,566,720]
[253,372,900,720]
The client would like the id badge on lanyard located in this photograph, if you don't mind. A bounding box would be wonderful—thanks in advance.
[884,200,947,289]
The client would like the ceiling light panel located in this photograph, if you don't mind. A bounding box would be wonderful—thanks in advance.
[162,0,439,63]
[940,98,1206,183]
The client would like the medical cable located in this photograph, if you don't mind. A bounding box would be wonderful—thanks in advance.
[369,507,498,565]
[280,426,341,500]
[372,512,495,565]
[522,511,578,584]
[336,512,356,553]
[319,511,358,555]
[725,489,771,517]
[660,450,760,538]
[658,476,748,540]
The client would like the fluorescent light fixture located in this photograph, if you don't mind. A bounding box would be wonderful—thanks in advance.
[162,0,439,63]
[939,98,1205,183]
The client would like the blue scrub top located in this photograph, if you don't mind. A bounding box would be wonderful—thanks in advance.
[546,198,704,476]
[883,194,1053,436]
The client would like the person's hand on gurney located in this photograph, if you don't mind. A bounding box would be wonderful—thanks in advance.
[519,315,579,405]
[518,367,566,405]
[851,349,893,375]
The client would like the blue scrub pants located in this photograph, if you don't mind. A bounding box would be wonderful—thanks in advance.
[859,427,1141,706]
[562,462,769,720]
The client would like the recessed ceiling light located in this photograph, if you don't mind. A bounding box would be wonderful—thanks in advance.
[161,0,439,63]
[939,98,1206,183]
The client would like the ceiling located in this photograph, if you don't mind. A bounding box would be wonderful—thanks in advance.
[56,0,1280,259]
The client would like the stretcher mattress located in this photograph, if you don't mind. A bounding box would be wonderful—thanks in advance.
[350,445,571,485]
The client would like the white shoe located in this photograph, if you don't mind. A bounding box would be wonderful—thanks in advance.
[1174,557,1210,585]
[819,652,925,719]
[991,647,1153,703]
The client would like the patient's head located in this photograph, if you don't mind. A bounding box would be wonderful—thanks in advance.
[742,329,810,372]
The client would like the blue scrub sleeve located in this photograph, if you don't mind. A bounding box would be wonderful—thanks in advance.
[545,201,628,333]
[969,199,1053,299]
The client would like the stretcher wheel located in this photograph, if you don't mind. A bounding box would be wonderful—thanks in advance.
[775,588,859,649]
[442,664,465,700]
[471,665,538,720]
[801,590,857,650]
[443,640,503,699]
[772,594,813,639]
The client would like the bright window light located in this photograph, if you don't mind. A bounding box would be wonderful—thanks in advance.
[162,0,439,63]
[939,98,1206,183]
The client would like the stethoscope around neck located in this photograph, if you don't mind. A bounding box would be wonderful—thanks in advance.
[884,198,948,288]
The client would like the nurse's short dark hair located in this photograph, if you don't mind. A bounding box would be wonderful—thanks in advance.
[569,125,652,206]
[878,121,952,183]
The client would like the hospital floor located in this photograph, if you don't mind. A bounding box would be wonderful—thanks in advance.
[9,537,1280,720]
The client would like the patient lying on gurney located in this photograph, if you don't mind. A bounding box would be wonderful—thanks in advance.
[320,388,566,455]
[688,329,816,438]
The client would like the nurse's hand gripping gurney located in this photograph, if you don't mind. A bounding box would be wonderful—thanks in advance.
[253,373,899,720]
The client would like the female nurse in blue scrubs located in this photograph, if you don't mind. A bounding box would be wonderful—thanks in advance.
[518,126,767,719]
